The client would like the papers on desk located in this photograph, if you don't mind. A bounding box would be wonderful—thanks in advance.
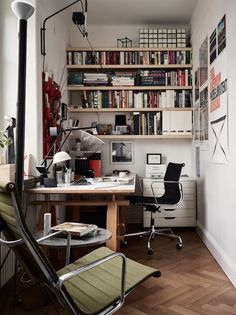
[51,222,97,237]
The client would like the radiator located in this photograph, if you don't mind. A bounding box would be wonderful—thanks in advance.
[0,232,16,288]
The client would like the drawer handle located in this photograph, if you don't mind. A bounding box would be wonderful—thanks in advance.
[164,217,176,220]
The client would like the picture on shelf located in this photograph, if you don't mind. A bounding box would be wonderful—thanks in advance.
[111,141,133,164]
[115,125,129,134]
[146,153,162,164]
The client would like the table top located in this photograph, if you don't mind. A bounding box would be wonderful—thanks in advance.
[35,227,112,248]
[27,175,136,195]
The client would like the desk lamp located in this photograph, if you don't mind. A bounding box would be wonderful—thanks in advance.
[36,127,104,183]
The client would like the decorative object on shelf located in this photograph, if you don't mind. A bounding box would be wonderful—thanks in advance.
[111,141,133,164]
[117,37,132,48]
[146,153,162,165]
[11,0,35,197]
[139,28,188,48]
[97,123,112,135]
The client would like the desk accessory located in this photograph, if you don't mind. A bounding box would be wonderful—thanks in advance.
[44,213,51,236]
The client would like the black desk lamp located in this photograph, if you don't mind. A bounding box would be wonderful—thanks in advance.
[11,0,35,199]
[36,127,104,181]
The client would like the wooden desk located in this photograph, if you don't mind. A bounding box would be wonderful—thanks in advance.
[27,176,135,252]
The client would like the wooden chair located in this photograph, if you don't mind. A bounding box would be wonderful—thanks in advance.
[0,181,161,315]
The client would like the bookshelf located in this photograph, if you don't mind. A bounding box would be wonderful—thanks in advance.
[66,47,193,139]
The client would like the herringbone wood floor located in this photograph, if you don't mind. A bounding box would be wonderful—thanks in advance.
[2,229,236,315]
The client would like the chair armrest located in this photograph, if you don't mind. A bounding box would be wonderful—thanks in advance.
[57,252,127,306]
[0,238,24,247]
[37,230,71,266]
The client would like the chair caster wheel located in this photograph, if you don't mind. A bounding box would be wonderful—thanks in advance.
[147,248,153,255]
[120,240,127,247]
[176,243,183,249]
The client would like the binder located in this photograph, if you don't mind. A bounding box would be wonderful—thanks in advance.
[133,112,141,135]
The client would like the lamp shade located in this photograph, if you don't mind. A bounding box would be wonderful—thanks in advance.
[52,151,71,164]
[11,0,35,20]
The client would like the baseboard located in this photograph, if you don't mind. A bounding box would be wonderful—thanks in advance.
[196,220,236,288]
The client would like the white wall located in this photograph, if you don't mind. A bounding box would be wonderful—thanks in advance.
[0,0,38,171]
[191,0,236,287]
[68,23,193,177]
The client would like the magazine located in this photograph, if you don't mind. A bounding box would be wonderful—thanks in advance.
[51,222,97,237]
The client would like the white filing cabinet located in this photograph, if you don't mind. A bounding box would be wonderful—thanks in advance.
[142,177,196,228]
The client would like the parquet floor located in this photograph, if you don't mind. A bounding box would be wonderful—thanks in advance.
[1,229,236,315]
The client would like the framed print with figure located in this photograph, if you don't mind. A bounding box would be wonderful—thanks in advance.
[111,141,133,164]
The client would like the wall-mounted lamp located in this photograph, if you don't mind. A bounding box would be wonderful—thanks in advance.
[41,0,87,58]
[11,0,35,198]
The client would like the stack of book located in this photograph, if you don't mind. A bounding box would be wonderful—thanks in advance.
[139,70,166,86]
[83,73,108,86]
[111,72,135,86]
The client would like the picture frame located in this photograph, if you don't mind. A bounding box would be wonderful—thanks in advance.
[146,153,162,165]
[111,141,133,164]
[115,125,128,134]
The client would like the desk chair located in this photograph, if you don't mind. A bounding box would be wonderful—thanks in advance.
[0,181,160,315]
[124,162,184,255]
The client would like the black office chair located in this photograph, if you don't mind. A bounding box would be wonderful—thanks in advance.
[124,162,185,255]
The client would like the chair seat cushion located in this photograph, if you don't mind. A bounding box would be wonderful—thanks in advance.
[57,246,160,315]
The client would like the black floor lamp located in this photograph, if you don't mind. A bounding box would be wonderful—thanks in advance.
[11,0,34,199]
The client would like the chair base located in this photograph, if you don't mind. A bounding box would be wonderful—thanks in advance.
[124,225,183,255]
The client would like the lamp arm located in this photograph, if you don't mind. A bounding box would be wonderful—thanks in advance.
[44,128,73,171]
[41,0,82,56]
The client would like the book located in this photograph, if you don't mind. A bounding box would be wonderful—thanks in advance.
[51,222,97,237]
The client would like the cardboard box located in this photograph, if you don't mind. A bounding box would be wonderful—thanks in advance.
[0,164,15,182]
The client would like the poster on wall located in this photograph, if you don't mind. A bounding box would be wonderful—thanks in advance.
[210,29,217,64]
[193,101,200,141]
[200,86,208,141]
[199,37,208,87]
[218,15,226,55]
[194,68,200,101]
[209,51,228,164]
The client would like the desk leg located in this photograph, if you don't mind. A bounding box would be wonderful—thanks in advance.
[106,201,119,252]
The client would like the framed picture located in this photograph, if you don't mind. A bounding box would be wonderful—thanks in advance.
[111,141,133,164]
[115,125,128,134]
[146,153,162,164]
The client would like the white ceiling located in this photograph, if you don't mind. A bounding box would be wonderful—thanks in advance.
[86,0,198,25]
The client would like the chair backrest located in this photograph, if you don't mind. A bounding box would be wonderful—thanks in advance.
[0,181,77,312]
[159,162,184,204]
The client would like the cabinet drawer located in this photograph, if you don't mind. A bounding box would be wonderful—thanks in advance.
[144,208,195,219]
[143,216,195,228]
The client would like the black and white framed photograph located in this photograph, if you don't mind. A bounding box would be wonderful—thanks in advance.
[146,153,162,164]
[115,125,129,134]
[111,141,133,164]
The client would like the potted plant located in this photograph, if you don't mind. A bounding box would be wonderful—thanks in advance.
[0,129,14,181]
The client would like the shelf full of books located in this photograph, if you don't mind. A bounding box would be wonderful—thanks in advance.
[70,89,192,109]
[66,48,192,66]
[66,47,193,140]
